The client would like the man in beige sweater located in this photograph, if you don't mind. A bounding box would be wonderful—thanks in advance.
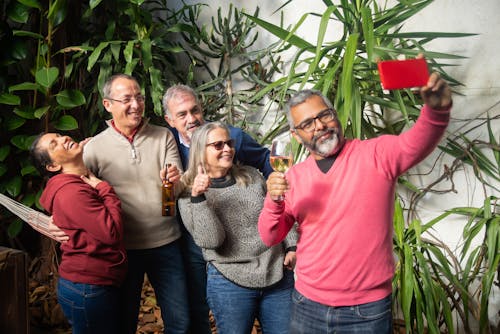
[54,74,190,334]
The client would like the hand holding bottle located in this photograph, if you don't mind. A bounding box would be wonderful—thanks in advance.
[160,164,181,184]
[161,163,177,216]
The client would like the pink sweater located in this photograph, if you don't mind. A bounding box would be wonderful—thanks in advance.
[258,105,450,306]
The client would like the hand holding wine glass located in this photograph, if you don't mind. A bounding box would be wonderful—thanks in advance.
[269,139,293,201]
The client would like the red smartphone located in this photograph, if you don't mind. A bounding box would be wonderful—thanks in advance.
[378,58,429,90]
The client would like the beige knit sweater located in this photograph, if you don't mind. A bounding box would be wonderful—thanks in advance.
[83,119,183,249]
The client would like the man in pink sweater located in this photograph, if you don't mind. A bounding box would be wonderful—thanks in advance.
[258,72,452,333]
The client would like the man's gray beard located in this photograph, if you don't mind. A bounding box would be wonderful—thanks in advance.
[315,134,339,157]
[302,129,340,158]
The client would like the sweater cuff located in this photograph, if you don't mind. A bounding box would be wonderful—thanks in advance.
[286,246,297,252]
[191,194,206,203]
[95,181,110,191]
[423,104,451,123]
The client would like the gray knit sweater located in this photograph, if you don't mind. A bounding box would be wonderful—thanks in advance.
[178,166,297,289]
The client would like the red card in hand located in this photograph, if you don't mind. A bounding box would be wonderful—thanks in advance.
[378,58,429,90]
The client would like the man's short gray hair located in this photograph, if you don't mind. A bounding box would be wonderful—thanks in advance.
[102,74,138,99]
[285,89,334,129]
[162,84,200,118]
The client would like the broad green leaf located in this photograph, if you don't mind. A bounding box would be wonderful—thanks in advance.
[13,106,36,119]
[87,42,109,71]
[0,146,11,161]
[244,13,314,50]
[21,165,37,176]
[7,219,23,238]
[123,41,135,64]
[89,0,104,10]
[11,134,35,150]
[10,39,29,60]
[21,193,36,207]
[17,0,42,9]
[5,176,22,197]
[56,89,86,108]
[361,6,374,64]
[0,93,21,105]
[141,39,153,70]
[54,115,78,130]
[12,30,43,39]
[6,114,26,130]
[47,0,68,27]
[64,62,74,78]
[167,23,198,35]
[8,82,39,92]
[393,198,405,245]
[337,33,358,129]
[125,59,138,75]
[402,244,414,329]
[34,106,50,119]
[110,43,121,62]
[7,2,30,23]
[149,68,163,116]
[35,67,59,89]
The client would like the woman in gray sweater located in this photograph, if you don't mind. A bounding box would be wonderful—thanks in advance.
[178,122,297,334]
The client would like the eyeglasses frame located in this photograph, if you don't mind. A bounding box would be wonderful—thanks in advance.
[206,139,236,150]
[293,108,337,133]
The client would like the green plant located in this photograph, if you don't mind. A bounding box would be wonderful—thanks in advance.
[0,0,86,240]
[0,0,190,242]
[169,3,286,139]
[238,0,497,332]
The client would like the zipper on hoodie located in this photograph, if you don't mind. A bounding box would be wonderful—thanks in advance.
[131,144,137,160]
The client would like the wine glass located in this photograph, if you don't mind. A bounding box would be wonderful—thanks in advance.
[270,138,293,200]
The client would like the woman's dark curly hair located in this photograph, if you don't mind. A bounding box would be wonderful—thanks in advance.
[30,133,60,178]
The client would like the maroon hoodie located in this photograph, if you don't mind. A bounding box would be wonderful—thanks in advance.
[40,174,127,286]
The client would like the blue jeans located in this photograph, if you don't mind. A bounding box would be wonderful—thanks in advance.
[290,289,392,334]
[119,240,189,334]
[57,277,121,334]
[179,225,211,334]
[206,263,294,334]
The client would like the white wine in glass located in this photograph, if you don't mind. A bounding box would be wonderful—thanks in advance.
[270,139,293,172]
[270,139,293,201]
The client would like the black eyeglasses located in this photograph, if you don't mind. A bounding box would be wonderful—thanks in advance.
[294,108,336,133]
[206,139,235,150]
[107,94,145,105]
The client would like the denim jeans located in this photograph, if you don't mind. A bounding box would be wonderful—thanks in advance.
[57,277,121,334]
[206,263,294,334]
[119,240,189,334]
[179,225,212,334]
[290,289,392,334]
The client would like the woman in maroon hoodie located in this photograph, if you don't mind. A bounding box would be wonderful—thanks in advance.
[30,132,127,334]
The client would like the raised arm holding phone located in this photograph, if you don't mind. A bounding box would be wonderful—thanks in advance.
[259,69,452,333]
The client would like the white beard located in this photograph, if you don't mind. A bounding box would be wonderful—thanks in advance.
[315,133,340,157]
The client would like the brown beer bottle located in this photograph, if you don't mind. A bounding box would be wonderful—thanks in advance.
[162,164,176,216]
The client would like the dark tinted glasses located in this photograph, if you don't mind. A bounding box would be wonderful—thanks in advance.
[206,139,235,150]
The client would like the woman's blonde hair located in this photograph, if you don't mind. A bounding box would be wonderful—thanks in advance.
[179,122,253,195]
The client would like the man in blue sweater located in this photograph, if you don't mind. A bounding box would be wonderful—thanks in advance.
[163,84,272,177]
[162,84,273,333]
